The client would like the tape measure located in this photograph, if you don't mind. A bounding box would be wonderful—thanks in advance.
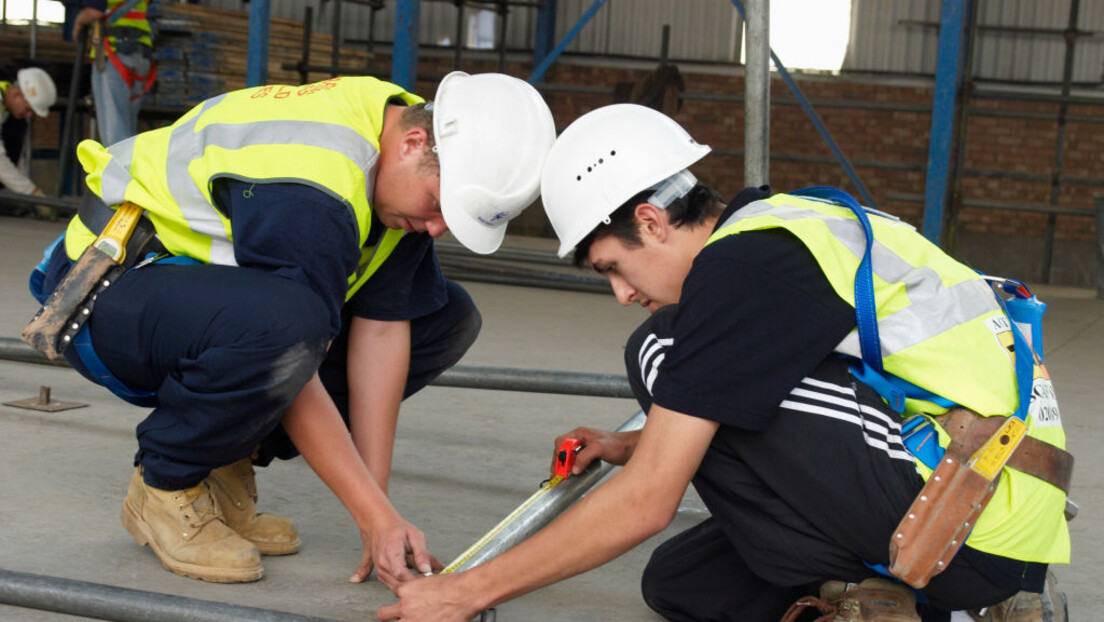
[442,438,583,573]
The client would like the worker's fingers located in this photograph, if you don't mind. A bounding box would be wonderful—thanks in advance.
[376,601,400,621]
[405,529,434,575]
[571,442,605,474]
[349,553,374,583]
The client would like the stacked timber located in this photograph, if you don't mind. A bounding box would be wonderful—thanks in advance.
[154,3,374,108]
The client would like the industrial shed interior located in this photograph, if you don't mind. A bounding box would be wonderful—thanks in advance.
[0,1,1101,621]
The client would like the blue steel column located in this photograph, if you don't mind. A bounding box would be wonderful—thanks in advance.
[529,0,609,84]
[245,0,270,87]
[922,0,967,244]
[534,0,557,69]
[392,0,421,91]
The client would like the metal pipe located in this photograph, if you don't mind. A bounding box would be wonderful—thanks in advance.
[0,337,633,398]
[1096,196,1104,299]
[0,189,80,214]
[731,0,876,207]
[0,568,340,622]
[445,410,646,573]
[297,6,313,84]
[742,0,769,187]
[392,0,421,90]
[434,365,633,399]
[55,28,89,198]
[1043,0,1081,283]
[946,0,980,255]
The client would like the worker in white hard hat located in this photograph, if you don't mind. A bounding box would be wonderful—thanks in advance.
[380,104,1070,622]
[0,67,57,196]
[28,72,556,587]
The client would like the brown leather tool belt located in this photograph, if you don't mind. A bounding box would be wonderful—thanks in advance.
[932,408,1073,494]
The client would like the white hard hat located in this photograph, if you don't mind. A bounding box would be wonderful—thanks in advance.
[17,67,57,118]
[541,104,711,257]
[433,71,556,255]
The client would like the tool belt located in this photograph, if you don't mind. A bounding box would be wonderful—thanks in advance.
[930,408,1072,494]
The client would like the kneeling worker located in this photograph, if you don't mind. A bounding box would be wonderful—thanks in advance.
[379,104,1070,621]
[27,72,555,586]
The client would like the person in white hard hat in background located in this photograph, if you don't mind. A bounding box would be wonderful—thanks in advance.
[379,104,1070,622]
[0,67,57,196]
[27,72,556,587]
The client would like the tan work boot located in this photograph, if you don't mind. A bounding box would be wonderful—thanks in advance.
[207,458,301,555]
[968,572,1068,622]
[826,578,921,621]
[121,467,263,583]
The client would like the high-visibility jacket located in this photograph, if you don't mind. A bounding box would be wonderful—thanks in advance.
[69,76,419,300]
[707,192,1069,564]
[91,0,153,57]
[0,81,9,124]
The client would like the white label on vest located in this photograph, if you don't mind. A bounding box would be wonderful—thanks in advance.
[985,315,1015,363]
[1029,374,1062,428]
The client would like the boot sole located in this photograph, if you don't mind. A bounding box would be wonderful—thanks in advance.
[255,537,302,556]
[121,498,264,583]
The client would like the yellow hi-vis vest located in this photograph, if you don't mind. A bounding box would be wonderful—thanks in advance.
[707,192,1069,564]
[70,76,419,300]
[92,0,153,57]
[0,81,12,125]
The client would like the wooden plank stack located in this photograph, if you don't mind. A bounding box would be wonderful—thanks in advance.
[153,2,374,108]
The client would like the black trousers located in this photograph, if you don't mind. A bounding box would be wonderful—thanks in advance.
[627,306,1029,622]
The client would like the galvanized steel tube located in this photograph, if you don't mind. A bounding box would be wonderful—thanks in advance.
[0,568,339,622]
[446,410,647,573]
[0,337,633,398]
[743,0,770,187]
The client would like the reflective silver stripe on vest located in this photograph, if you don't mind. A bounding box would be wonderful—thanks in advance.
[721,200,1000,358]
[100,134,140,206]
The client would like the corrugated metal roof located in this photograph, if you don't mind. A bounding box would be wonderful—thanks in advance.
[844,0,1104,85]
[199,0,1104,86]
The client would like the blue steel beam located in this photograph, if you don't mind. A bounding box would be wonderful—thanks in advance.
[392,0,421,91]
[534,0,557,69]
[922,0,967,244]
[731,1,875,208]
[245,0,271,87]
[528,0,609,84]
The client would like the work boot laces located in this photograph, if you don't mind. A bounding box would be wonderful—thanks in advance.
[173,481,220,530]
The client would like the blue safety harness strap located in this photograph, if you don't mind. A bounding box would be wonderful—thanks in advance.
[789,187,1035,467]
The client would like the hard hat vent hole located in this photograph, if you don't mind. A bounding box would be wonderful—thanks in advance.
[587,166,592,172]
[610,150,616,156]
[576,175,581,181]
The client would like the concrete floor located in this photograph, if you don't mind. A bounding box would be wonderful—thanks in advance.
[1,214,1101,621]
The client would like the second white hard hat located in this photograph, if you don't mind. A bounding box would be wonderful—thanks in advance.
[540,104,711,257]
[433,71,557,255]
[17,67,57,118]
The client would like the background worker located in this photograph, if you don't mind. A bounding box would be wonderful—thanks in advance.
[379,104,1070,622]
[0,67,57,196]
[27,72,555,586]
[72,0,155,145]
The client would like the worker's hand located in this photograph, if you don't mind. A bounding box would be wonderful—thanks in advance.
[72,7,104,38]
[30,187,42,196]
[377,573,483,622]
[550,427,639,476]
[351,517,442,592]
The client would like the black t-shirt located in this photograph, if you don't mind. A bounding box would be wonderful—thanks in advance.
[650,187,857,430]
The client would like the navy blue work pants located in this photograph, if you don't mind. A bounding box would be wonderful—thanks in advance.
[76,262,478,491]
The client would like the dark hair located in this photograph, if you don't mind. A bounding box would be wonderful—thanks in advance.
[571,183,725,267]
[398,102,439,174]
